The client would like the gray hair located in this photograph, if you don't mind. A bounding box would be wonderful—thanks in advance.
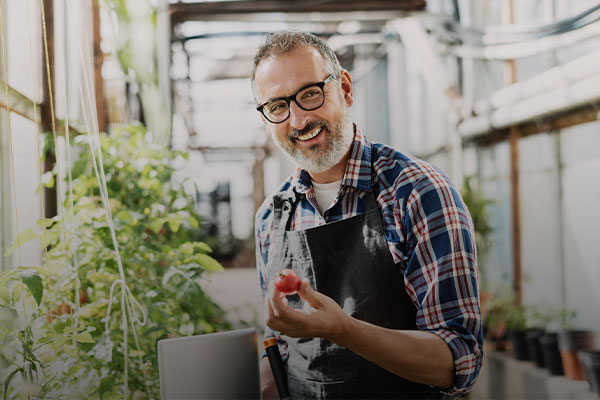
[251,31,342,103]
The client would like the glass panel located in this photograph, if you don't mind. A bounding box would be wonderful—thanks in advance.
[7,0,43,101]
[3,112,42,269]
[478,142,512,286]
[518,133,563,313]
[561,120,600,331]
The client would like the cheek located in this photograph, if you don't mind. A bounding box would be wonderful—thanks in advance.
[267,124,289,142]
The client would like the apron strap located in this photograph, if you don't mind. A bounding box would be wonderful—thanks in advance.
[273,193,293,231]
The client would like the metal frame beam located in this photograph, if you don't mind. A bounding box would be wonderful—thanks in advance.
[0,80,41,123]
[170,1,426,24]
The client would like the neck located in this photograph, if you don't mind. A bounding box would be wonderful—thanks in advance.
[309,120,354,184]
[309,148,350,184]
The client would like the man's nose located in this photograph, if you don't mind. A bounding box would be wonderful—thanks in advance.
[288,100,309,130]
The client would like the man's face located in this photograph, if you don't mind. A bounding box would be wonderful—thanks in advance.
[254,47,354,174]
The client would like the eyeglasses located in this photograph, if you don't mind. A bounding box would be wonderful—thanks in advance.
[256,75,337,124]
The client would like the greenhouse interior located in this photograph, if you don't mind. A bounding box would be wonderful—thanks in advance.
[0,0,599,398]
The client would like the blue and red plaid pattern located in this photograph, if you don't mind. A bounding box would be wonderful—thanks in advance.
[255,125,483,395]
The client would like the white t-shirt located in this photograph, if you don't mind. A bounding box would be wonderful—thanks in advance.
[312,179,342,214]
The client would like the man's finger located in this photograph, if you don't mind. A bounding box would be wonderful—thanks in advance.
[297,279,322,307]
[270,284,287,317]
[264,293,275,322]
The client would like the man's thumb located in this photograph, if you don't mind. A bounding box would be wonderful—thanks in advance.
[298,279,321,306]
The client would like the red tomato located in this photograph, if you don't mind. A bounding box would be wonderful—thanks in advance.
[274,269,301,295]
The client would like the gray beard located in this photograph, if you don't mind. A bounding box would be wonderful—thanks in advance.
[274,110,353,174]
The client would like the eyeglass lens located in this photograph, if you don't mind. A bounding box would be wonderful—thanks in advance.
[264,85,325,122]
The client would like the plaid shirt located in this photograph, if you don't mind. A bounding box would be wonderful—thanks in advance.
[255,126,483,395]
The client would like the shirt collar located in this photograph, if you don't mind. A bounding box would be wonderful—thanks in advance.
[291,124,373,196]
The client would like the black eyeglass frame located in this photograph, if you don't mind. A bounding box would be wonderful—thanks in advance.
[256,74,337,124]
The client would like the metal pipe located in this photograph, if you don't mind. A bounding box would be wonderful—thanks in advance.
[458,71,600,136]
[439,20,600,60]
[473,49,600,114]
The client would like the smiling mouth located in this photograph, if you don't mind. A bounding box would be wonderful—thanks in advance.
[296,126,323,142]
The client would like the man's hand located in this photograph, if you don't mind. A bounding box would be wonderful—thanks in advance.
[265,279,350,343]
[264,279,456,389]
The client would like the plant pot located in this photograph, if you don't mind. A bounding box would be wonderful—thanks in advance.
[525,328,546,368]
[559,330,596,380]
[540,333,564,375]
[578,350,600,395]
[509,330,530,361]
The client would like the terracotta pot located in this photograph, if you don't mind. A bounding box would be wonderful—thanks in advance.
[559,330,596,380]
[561,350,586,380]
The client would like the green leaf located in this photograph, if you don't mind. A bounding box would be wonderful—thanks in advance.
[194,242,212,253]
[4,367,23,400]
[149,219,164,234]
[162,267,179,285]
[99,376,116,400]
[40,230,59,248]
[87,271,117,285]
[180,242,194,255]
[18,269,43,306]
[188,215,199,229]
[36,218,55,228]
[178,263,199,270]
[167,218,181,233]
[41,171,55,188]
[74,331,95,344]
[115,210,133,222]
[5,228,39,257]
[0,285,10,303]
[66,363,83,377]
[103,392,122,400]
[194,254,224,272]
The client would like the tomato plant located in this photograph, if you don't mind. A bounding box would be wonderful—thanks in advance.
[0,125,230,399]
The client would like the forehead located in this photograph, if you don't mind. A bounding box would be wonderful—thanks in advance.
[254,46,329,102]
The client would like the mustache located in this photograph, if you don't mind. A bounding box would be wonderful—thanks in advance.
[289,120,328,140]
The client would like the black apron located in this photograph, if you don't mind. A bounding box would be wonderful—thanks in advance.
[266,187,445,399]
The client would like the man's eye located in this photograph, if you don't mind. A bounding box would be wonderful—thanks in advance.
[302,89,320,99]
[268,102,287,114]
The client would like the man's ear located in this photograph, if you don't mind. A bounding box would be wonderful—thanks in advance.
[339,69,354,107]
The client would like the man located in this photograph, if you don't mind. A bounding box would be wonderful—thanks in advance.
[253,31,482,399]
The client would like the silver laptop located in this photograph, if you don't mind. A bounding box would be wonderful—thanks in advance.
[158,328,261,399]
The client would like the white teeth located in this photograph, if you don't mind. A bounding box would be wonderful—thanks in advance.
[297,127,322,141]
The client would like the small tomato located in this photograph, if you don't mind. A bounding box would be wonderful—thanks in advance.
[274,269,301,295]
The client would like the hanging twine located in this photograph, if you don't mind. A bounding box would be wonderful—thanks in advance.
[78,22,151,397]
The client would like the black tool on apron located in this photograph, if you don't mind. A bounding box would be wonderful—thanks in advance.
[266,183,445,399]
[265,337,291,400]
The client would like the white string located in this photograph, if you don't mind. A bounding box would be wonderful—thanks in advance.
[77,15,151,397]
[61,0,82,344]
[24,0,48,263]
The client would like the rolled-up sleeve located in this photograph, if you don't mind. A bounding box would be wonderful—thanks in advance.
[401,172,483,395]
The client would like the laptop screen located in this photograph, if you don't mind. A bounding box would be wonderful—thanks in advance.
[158,328,261,399]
